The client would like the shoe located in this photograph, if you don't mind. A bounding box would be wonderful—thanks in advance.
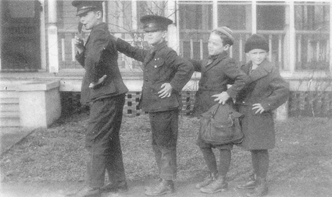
[200,176,228,194]
[66,186,101,197]
[247,177,268,197]
[144,179,175,196]
[100,180,128,193]
[195,173,217,189]
[237,173,258,189]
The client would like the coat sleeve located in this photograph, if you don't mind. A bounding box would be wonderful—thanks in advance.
[75,51,85,67]
[223,59,251,99]
[260,68,290,111]
[188,59,203,72]
[166,51,194,92]
[83,29,114,83]
[115,38,147,62]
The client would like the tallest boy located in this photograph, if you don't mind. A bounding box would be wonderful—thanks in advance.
[71,1,128,197]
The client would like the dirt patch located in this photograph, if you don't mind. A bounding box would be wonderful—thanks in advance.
[1,112,332,197]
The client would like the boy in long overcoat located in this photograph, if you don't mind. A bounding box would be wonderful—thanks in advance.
[235,34,289,197]
[70,1,128,197]
[190,27,250,194]
[115,15,194,195]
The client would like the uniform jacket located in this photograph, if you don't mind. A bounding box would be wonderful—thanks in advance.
[76,23,128,104]
[190,52,249,116]
[116,39,194,112]
[235,59,289,150]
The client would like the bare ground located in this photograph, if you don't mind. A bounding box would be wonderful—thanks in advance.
[1,112,332,197]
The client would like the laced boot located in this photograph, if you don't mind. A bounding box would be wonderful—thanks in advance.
[247,177,268,197]
[237,173,258,189]
[145,179,175,196]
[66,186,101,197]
[200,176,228,194]
[195,172,217,189]
[100,180,128,193]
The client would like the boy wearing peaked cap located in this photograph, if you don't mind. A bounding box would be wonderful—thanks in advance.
[235,34,289,197]
[68,1,128,197]
[115,15,194,196]
[188,26,250,194]
[72,0,103,16]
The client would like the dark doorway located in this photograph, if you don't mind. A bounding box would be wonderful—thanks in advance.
[1,0,41,71]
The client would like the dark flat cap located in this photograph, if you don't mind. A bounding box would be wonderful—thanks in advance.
[140,15,173,32]
[72,0,103,16]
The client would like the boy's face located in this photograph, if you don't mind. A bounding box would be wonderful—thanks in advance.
[78,10,101,30]
[144,30,166,46]
[208,32,229,56]
[247,49,267,65]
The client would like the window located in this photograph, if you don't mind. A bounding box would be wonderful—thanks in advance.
[295,2,330,70]
[218,1,249,30]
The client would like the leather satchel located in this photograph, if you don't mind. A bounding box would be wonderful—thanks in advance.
[199,103,244,145]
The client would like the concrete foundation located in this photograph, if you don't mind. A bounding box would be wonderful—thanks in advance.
[17,81,61,128]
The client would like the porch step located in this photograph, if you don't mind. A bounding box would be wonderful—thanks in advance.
[0,97,19,104]
[0,98,19,112]
[0,111,20,118]
[0,91,19,99]
[0,104,19,112]
[0,90,20,128]
[0,116,20,128]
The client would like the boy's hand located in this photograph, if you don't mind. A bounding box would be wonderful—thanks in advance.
[158,83,172,98]
[252,103,265,114]
[89,75,107,89]
[212,92,230,105]
[74,35,84,53]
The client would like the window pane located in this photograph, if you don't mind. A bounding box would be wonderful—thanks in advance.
[179,4,212,30]
[295,2,329,30]
[257,5,285,30]
[295,2,330,70]
[218,4,248,30]
[178,3,212,59]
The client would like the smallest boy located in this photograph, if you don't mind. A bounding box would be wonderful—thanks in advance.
[236,34,289,197]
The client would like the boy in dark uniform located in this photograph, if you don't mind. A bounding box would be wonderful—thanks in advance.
[69,1,128,197]
[115,15,194,195]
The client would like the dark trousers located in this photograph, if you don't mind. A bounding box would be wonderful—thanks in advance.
[85,94,126,188]
[149,109,178,181]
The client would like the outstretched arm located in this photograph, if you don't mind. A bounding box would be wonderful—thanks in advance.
[115,38,148,62]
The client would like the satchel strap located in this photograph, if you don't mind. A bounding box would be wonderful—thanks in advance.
[212,103,242,120]
[211,103,221,116]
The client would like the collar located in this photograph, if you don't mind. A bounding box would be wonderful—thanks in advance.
[151,41,167,53]
[205,51,229,67]
[215,51,229,62]
[248,59,274,81]
[91,22,108,32]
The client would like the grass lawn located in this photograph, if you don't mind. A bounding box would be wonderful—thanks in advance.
[1,111,332,196]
